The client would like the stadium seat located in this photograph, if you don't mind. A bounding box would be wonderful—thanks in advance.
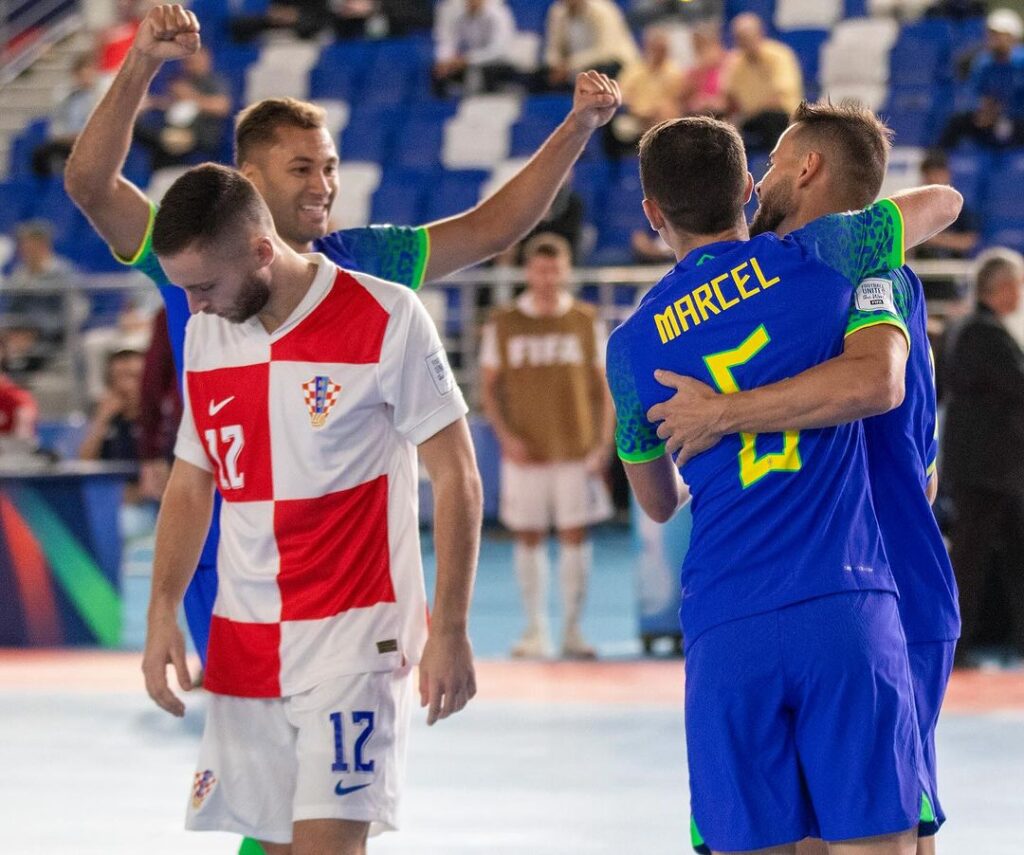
[7,119,49,179]
[774,0,842,31]
[889,28,952,88]
[948,149,989,211]
[818,82,888,112]
[820,39,891,86]
[422,170,489,222]
[442,95,521,169]
[506,0,548,35]
[981,154,1024,224]
[777,29,828,88]
[371,177,427,225]
[308,41,376,102]
[983,226,1024,252]
[339,108,400,162]
[725,0,776,28]
[884,87,938,147]
[509,116,561,158]
[879,147,925,199]
[520,93,574,122]
[828,17,899,51]
[331,162,382,230]
[507,31,541,73]
[393,117,445,172]
[0,180,36,234]
[30,178,90,251]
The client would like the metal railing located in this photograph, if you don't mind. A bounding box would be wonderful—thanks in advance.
[2,259,975,418]
[0,0,81,87]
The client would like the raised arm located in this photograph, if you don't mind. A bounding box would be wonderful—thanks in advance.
[421,71,620,280]
[141,457,214,717]
[889,185,964,251]
[65,4,200,259]
[416,418,483,725]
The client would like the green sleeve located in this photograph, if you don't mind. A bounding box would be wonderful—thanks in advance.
[606,331,666,463]
[342,225,430,290]
[110,200,172,286]
[796,199,906,286]
[844,268,913,349]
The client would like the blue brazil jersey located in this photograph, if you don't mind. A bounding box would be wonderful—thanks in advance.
[607,201,907,649]
[118,202,429,570]
[860,266,960,643]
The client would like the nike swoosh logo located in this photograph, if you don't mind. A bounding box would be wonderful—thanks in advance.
[335,781,371,797]
[208,396,235,416]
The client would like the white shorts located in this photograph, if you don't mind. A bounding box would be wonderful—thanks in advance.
[499,459,613,532]
[186,667,412,845]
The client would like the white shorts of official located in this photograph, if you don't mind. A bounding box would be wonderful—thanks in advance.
[499,459,613,532]
[186,667,412,845]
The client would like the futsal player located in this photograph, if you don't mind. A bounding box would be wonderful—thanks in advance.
[606,116,962,854]
[65,2,620,664]
[142,164,480,854]
[648,102,959,855]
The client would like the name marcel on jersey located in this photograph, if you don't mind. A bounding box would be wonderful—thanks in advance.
[654,256,780,344]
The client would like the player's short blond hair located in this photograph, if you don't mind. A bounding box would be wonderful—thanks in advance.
[234,98,328,165]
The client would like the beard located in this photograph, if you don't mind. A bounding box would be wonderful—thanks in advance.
[749,176,796,237]
[221,273,271,323]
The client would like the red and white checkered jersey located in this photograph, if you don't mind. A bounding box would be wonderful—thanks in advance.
[174,256,467,698]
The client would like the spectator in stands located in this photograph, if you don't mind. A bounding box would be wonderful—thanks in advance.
[231,0,397,42]
[722,12,803,152]
[32,54,101,178]
[680,21,727,116]
[605,27,683,156]
[137,308,181,501]
[541,0,639,91]
[134,46,230,170]
[911,150,981,260]
[0,338,38,445]
[942,249,1024,667]
[939,9,1024,150]
[2,221,78,349]
[432,0,518,97]
[79,349,144,465]
[96,0,146,79]
[480,234,615,659]
[495,179,586,263]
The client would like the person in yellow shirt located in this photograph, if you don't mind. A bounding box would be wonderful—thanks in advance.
[722,12,804,150]
[606,27,684,156]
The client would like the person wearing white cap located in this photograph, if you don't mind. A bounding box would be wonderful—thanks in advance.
[939,7,1024,149]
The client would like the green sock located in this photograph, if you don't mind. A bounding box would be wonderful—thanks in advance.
[238,838,265,855]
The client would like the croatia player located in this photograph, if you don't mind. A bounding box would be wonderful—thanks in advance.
[142,163,480,854]
[606,117,962,854]
[648,103,960,855]
[65,3,620,665]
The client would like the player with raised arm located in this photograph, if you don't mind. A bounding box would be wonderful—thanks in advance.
[606,116,961,855]
[141,163,481,855]
[647,102,959,855]
[65,3,620,670]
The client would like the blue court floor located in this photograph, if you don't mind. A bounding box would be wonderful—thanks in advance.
[3,526,1023,853]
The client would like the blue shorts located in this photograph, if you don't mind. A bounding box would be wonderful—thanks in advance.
[908,639,956,837]
[686,591,926,853]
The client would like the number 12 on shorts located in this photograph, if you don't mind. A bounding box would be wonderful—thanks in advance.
[330,711,375,773]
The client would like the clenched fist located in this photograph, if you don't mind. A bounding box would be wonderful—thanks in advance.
[132,3,201,63]
[569,70,623,132]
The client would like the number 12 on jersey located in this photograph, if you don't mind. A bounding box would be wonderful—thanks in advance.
[204,425,245,490]
[703,325,802,488]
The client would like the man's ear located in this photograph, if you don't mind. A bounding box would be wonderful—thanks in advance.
[743,172,754,204]
[796,150,823,190]
[254,234,275,269]
[643,197,666,232]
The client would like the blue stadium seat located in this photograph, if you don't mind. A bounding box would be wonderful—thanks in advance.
[309,41,376,102]
[510,117,560,157]
[0,180,36,234]
[889,25,952,87]
[74,228,125,275]
[725,0,775,30]
[521,94,574,122]
[981,154,1024,224]
[392,117,444,171]
[571,160,611,219]
[983,226,1024,252]
[371,178,427,225]
[361,37,432,106]
[340,108,400,162]
[884,86,938,147]
[30,178,90,252]
[778,29,828,88]
[422,170,488,222]
[8,119,49,179]
[948,149,990,211]
[507,0,548,34]
[844,0,867,17]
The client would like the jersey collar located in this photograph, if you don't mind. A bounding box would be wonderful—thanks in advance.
[676,240,746,274]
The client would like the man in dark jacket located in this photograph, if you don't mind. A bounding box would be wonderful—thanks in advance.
[942,248,1024,664]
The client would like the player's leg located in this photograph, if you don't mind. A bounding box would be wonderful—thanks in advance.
[795,840,829,855]
[552,460,612,658]
[826,829,917,854]
[787,592,923,853]
[289,668,412,850]
[291,819,369,855]
[500,460,554,657]
[686,612,815,853]
[555,526,596,658]
[255,842,289,855]
[906,640,956,854]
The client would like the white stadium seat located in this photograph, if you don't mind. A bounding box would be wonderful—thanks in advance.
[442,95,521,169]
[310,99,350,139]
[817,82,889,112]
[775,0,843,30]
[878,146,926,199]
[329,161,382,230]
[507,31,541,73]
[820,41,891,85]
[829,17,900,51]
[146,166,190,203]
[244,39,321,104]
